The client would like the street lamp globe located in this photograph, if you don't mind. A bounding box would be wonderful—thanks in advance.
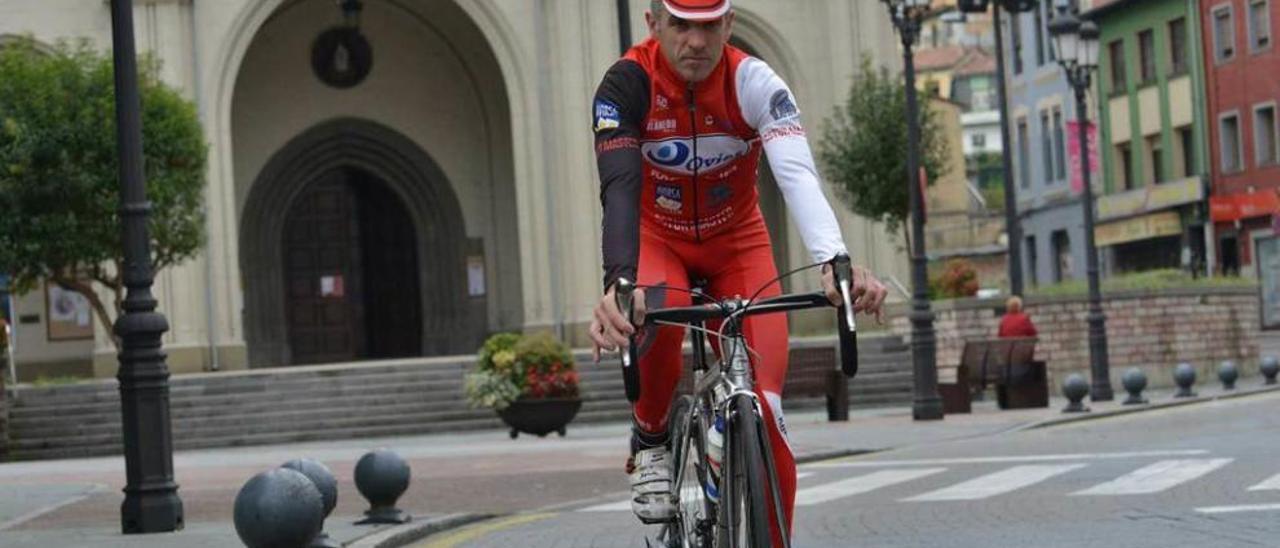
[1079,20,1102,70]
[1049,12,1081,67]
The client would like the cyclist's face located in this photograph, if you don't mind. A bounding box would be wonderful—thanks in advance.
[646,10,734,83]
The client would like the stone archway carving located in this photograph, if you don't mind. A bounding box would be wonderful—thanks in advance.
[240,118,471,367]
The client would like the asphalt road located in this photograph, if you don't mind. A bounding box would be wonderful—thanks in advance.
[412,391,1280,548]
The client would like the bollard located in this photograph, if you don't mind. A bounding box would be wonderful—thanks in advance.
[1218,360,1238,390]
[282,459,340,548]
[1062,373,1090,413]
[1121,368,1148,405]
[354,449,412,525]
[233,468,324,548]
[1173,362,1197,398]
[1260,355,1278,385]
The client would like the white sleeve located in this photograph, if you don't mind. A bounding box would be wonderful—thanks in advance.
[735,57,848,264]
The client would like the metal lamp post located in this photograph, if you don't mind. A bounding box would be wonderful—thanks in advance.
[882,0,944,421]
[1049,12,1114,401]
[110,0,184,532]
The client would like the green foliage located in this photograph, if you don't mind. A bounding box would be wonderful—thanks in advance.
[465,332,580,410]
[931,258,980,299]
[0,36,207,343]
[818,55,950,238]
[970,152,1005,211]
[1030,269,1257,297]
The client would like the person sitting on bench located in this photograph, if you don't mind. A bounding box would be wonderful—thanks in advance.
[997,296,1037,338]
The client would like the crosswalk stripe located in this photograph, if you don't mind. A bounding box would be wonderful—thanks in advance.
[1247,472,1280,491]
[806,449,1210,468]
[1072,458,1234,496]
[1196,503,1280,514]
[904,464,1086,502]
[795,468,946,506]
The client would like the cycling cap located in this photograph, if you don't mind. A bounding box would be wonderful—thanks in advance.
[662,0,731,21]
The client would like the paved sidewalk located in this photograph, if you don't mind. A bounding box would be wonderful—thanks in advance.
[0,377,1273,548]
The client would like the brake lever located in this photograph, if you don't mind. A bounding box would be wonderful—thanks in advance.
[614,279,641,402]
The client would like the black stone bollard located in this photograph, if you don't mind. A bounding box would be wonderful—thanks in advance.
[354,449,412,525]
[1121,368,1148,405]
[1218,360,1238,390]
[282,459,340,548]
[1174,362,1197,398]
[233,468,324,548]
[1062,373,1090,413]
[1262,356,1279,385]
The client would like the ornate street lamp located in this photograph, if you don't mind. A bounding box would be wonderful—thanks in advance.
[1050,11,1114,401]
[109,0,184,533]
[881,0,944,421]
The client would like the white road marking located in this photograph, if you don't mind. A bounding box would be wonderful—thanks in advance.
[1247,472,1280,491]
[795,468,947,506]
[905,464,1086,502]
[1073,458,1234,496]
[1196,503,1280,514]
[806,449,1210,468]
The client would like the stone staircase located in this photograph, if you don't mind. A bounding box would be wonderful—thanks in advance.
[2,336,911,461]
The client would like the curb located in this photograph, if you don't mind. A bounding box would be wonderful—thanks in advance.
[347,513,494,548]
[1015,384,1280,431]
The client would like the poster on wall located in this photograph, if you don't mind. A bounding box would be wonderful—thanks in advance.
[46,282,94,341]
[1258,235,1280,330]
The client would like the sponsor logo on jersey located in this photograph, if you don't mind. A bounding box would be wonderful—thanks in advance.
[655,184,683,212]
[594,99,621,132]
[641,135,751,175]
[647,118,677,132]
[655,94,670,110]
[769,89,798,122]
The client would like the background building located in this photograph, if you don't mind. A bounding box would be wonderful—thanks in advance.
[1089,0,1212,277]
[0,0,908,381]
[1199,0,1280,276]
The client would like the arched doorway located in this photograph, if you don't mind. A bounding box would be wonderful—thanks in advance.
[281,167,422,364]
[227,0,524,367]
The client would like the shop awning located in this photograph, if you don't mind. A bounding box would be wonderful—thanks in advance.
[1094,211,1183,247]
[1210,189,1280,222]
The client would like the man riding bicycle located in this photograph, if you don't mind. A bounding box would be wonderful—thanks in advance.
[588,0,889,544]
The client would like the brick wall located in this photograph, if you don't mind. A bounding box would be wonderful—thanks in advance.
[890,287,1264,392]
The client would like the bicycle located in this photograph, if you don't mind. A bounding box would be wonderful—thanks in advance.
[614,254,860,548]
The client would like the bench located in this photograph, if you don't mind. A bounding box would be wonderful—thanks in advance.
[673,344,849,422]
[947,337,1048,411]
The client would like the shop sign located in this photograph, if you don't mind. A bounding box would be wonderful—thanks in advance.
[1094,210,1183,247]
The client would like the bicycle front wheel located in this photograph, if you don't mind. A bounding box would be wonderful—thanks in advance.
[719,394,772,548]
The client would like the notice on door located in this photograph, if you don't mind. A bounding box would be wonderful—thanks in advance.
[467,256,486,297]
[320,275,345,298]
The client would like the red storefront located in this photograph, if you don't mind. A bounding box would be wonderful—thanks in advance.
[1200,0,1280,275]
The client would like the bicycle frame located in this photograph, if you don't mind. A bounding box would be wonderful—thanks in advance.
[660,291,791,548]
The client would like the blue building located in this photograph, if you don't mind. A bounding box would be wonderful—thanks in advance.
[1003,1,1089,287]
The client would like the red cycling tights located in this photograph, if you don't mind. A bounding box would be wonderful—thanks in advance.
[632,215,795,545]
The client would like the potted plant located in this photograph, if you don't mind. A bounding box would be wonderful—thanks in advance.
[464,332,583,438]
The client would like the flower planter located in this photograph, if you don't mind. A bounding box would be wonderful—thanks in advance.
[496,397,583,439]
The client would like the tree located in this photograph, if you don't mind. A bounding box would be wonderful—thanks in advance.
[818,55,950,249]
[0,37,207,348]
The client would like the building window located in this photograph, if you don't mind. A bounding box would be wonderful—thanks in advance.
[1109,40,1127,92]
[1255,104,1277,166]
[1148,135,1164,184]
[1249,0,1272,52]
[1046,3,1057,62]
[1017,117,1031,188]
[1052,107,1067,181]
[1220,112,1243,172]
[1051,230,1072,282]
[1214,5,1236,63]
[1026,235,1039,287]
[1118,143,1135,190]
[1011,13,1024,75]
[1041,110,1054,182]
[1169,17,1188,74]
[1138,30,1157,84]
[972,132,987,149]
[1176,126,1195,177]
[1033,5,1046,67]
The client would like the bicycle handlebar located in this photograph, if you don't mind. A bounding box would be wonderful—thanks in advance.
[612,254,860,403]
